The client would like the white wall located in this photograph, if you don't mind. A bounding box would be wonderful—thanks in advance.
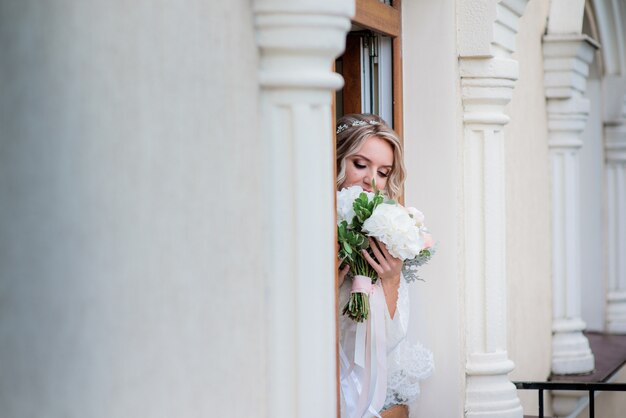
[402,0,463,416]
[0,1,265,417]
[574,363,626,417]
[505,0,553,415]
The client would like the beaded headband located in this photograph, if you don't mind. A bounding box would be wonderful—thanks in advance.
[336,120,380,134]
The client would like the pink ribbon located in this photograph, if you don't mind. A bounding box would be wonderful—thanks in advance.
[340,275,387,418]
[351,275,374,295]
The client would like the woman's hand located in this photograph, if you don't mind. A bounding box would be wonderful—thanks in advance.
[361,238,402,285]
[361,238,403,318]
[338,263,349,288]
[336,240,350,288]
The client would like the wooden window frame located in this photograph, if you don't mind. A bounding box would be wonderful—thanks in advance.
[347,0,403,138]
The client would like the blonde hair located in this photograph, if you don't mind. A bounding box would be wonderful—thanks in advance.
[336,113,406,200]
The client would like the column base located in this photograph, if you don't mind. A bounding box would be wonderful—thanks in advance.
[607,292,626,333]
[465,352,523,418]
[552,327,595,374]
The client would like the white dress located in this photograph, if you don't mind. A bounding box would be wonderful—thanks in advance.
[339,276,434,417]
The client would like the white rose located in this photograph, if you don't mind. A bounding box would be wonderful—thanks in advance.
[406,207,425,227]
[362,203,424,260]
[336,186,373,225]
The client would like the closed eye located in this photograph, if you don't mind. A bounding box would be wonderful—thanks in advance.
[378,171,389,178]
[353,161,366,169]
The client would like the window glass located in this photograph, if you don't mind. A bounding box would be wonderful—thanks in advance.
[336,31,393,127]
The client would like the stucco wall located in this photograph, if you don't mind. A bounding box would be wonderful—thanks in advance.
[402,0,463,416]
[504,0,553,415]
[0,1,264,416]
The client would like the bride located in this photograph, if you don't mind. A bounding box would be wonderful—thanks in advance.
[336,114,433,418]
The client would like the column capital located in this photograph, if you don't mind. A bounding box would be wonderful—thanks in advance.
[458,0,529,58]
[546,96,589,149]
[460,57,518,127]
[605,120,626,162]
[254,0,353,91]
[544,35,599,150]
[460,56,519,79]
[543,34,599,100]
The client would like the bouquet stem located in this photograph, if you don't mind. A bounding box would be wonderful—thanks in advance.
[342,292,369,322]
[342,254,377,322]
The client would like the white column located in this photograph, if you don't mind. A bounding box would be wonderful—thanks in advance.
[543,34,598,375]
[605,102,626,333]
[253,1,353,417]
[458,1,528,417]
[461,58,523,418]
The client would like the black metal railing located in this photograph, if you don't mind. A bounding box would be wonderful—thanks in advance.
[514,381,626,418]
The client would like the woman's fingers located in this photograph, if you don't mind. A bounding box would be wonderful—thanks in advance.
[368,238,390,270]
[340,264,349,278]
[365,238,403,283]
[372,237,403,269]
[377,238,393,260]
[361,249,384,276]
[338,264,349,287]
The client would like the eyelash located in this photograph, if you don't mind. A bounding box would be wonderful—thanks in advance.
[353,161,390,178]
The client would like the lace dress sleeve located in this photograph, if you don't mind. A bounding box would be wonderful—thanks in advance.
[383,277,434,409]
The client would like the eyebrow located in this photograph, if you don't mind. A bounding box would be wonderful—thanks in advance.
[352,154,393,169]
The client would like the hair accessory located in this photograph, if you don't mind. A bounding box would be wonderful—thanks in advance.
[336,120,380,134]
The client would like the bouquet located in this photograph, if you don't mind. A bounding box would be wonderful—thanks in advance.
[337,185,435,322]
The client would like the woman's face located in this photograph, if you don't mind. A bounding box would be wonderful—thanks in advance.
[341,135,394,192]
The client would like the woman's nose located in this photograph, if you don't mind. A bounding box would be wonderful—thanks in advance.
[363,170,373,185]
